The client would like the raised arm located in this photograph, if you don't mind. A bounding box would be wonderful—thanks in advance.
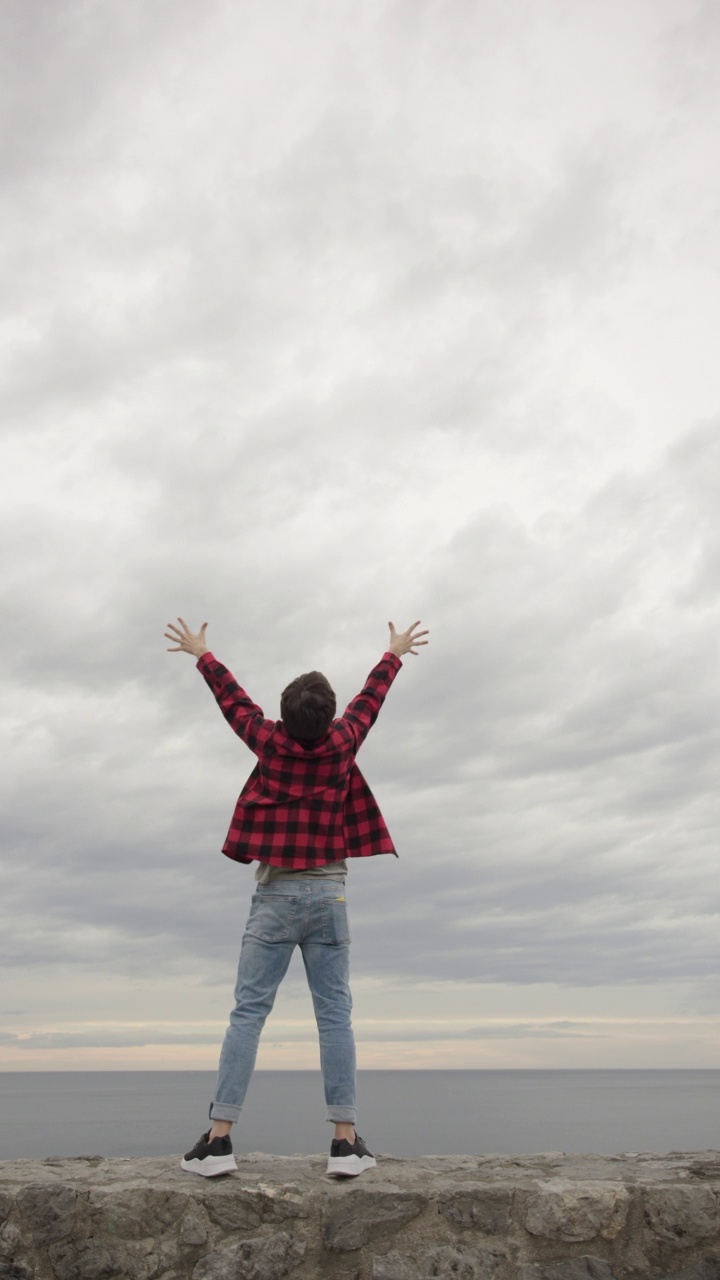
[165,618,274,754]
[341,620,429,750]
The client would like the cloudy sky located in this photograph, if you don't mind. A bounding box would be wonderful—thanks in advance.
[2,0,720,1076]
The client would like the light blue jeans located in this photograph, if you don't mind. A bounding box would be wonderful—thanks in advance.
[210,879,357,1125]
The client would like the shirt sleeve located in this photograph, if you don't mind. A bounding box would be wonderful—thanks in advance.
[196,652,276,755]
[339,651,402,752]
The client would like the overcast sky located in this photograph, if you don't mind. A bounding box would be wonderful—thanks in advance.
[2,0,720,1076]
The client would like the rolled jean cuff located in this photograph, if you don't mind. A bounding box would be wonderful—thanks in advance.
[209,1102,241,1123]
[326,1106,357,1124]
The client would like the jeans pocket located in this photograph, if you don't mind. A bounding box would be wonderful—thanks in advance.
[319,895,351,946]
[245,894,299,943]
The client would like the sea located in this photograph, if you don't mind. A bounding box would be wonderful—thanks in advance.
[1,1070,718,1162]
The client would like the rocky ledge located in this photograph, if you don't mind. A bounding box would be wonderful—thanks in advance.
[1,1150,720,1280]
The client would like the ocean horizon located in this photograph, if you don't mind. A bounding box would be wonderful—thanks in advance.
[2,1068,718,1162]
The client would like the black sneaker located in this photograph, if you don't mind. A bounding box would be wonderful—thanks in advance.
[181,1130,238,1177]
[326,1133,377,1177]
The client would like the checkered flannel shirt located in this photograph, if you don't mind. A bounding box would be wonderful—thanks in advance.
[197,649,403,868]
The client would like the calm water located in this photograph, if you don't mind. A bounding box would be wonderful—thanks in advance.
[1,1070,718,1161]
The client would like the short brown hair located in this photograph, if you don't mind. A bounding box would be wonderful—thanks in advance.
[280,671,336,742]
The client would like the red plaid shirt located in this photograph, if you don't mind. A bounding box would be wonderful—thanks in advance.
[197,650,402,868]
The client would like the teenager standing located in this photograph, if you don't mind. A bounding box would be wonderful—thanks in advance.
[165,617,428,1177]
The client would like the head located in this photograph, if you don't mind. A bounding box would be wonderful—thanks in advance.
[280,670,336,742]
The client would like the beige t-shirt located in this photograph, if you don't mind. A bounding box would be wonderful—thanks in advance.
[254,859,347,884]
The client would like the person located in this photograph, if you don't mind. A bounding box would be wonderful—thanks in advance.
[164,616,429,1178]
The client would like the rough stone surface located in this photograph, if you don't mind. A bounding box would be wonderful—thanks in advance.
[179,1212,208,1246]
[372,1243,506,1277]
[663,1264,720,1280]
[518,1258,618,1280]
[85,1186,187,1240]
[525,1180,631,1242]
[437,1186,514,1234]
[323,1190,426,1251]
[0,1150,719,1280]
[48,1233,160,1280]
[16,1183,77,1246]
[204,1183,308,1233]
[644,1189,720,1250]
[192,1230,306,1280]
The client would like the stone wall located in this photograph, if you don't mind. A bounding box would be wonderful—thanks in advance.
[1,1150,720,1280]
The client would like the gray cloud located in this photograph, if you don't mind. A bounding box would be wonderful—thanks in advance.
[5,422,719,1000]
[2,0,719,1064]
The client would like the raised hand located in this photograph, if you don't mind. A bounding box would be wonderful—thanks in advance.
[387,620,429,658]
[165,617,210,659]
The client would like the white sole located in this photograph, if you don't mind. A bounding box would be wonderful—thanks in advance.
[181,1155,238,1177]
[326,1154,377,1177]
